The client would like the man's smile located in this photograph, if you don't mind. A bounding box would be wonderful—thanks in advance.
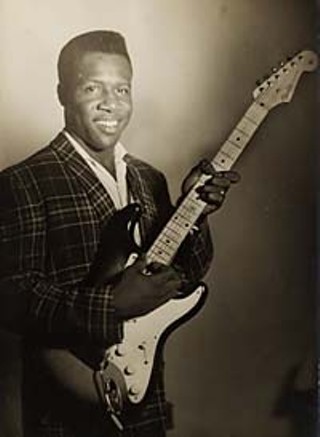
[95,118,120,134]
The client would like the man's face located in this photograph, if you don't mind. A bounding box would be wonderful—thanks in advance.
[60,51,133,152]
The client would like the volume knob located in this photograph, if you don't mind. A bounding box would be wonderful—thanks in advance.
[129,385,140,396]
[124,365,136,375]
[115,344,126,356]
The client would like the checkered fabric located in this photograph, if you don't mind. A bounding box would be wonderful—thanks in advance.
[0,132,213,437]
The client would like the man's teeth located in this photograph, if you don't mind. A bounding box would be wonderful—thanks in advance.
[96,120,118,128]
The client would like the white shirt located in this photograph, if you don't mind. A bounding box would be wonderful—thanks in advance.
[64,130,129,210]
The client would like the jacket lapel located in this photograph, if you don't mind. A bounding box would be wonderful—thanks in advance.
[49,134,160,246]
[49,132,116,223]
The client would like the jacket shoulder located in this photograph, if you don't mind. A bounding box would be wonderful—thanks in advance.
[125,154,166,183]
[0,134,68,193]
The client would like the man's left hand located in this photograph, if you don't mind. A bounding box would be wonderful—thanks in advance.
[181,159,240,217]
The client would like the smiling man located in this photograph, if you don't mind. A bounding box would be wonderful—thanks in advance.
[0,31,238,437]
[58,44,133,175]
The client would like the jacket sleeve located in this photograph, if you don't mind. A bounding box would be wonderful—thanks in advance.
[0,169,122,346]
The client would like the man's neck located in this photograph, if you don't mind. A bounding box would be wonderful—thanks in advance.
[66,129,116,177]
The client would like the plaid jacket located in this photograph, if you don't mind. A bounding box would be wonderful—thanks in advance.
[0,133,213,437]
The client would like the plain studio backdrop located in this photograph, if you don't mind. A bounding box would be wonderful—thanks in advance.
[0,1,317,437]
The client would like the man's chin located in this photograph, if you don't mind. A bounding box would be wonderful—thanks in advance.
[69,126,120,150]
[86,137,119,153]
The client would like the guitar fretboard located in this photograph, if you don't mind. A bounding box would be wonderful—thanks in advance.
[146,101,268,266]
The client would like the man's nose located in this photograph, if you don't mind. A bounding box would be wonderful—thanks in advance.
[98,89,117,111]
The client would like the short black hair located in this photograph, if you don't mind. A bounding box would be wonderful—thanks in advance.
[58,30,132,85]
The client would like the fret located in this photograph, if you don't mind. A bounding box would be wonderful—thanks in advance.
[219,148,237,161]
[188,197,203,209]
[148,247,173,264]
[153,241,171,256]
[164,226,181,240]
[147,250,170,265]
[243,114,258,126]
[184,196,202,207]
[233,126,249,138]
[156,239,177,254]
[226,138,242,150]
[167,221,185,236]
[242,103,268,133]
[160,222,187,244]
[249,101,268,119]
[238,119,257,137]
[172,212,193,230]
[213,152,234,171]
[219,140,244,162]
[175,208,193,222]
[178,202,201,221]
[212,101,268,171]
[227,133,247,151]
[157,236,178,252]
[162,230,180,245]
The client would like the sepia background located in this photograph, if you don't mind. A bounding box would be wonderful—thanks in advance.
[0,1,317,436]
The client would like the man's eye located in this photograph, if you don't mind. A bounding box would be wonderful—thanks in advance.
[116,87,130,96]
[84,84,99,93]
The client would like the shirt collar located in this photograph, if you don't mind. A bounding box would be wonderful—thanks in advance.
[63,129,128,168]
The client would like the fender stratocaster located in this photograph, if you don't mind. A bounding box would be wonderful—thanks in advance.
[40,50,318,430]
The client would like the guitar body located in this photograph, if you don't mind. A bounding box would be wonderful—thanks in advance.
[84,203,142,287]
[40,203,207,413]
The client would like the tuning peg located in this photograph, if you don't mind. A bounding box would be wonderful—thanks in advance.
[256,79,262,86]
[287,56,293,61]
[272,67,278,73]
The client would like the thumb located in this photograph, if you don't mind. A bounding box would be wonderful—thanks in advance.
[181,165,201,195]
[182,159,216,195]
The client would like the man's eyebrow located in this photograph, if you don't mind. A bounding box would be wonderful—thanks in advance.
[75,78,101,87]
[77,77,131,84]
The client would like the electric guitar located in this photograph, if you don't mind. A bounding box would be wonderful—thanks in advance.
[41,49,318,430]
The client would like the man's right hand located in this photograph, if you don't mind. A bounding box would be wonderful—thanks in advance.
[112,257,183,319]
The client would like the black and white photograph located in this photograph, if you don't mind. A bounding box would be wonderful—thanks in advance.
[0,1,317,437]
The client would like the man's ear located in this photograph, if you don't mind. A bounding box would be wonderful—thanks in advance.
[57,83,67,106]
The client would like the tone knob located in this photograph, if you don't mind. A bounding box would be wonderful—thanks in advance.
[129,385,140,395]
[115,344,126,356]
[124,365,136,375]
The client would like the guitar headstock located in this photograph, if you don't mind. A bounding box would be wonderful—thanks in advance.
[252,50,318,110]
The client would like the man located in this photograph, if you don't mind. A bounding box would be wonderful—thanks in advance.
[0,31,238,436]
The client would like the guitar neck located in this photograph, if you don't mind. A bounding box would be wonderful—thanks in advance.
[146,100,268,266]
[212,101,268,171]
